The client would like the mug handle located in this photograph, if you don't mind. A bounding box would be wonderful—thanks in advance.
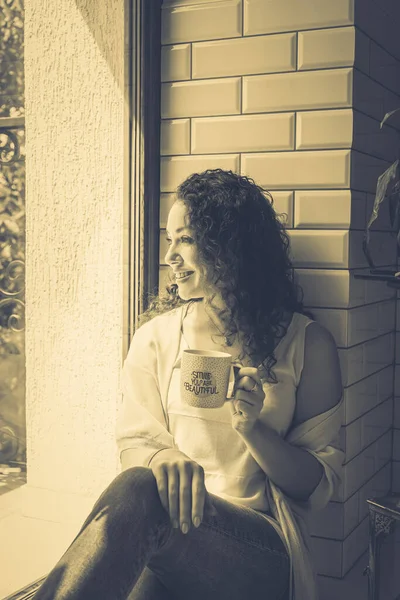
[227,362,243,399]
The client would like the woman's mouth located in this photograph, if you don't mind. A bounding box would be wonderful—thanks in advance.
[175,271,194,282]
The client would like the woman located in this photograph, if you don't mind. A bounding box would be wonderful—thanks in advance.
[33,169,343,600]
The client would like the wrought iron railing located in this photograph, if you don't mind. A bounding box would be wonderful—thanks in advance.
[0,116,26,466]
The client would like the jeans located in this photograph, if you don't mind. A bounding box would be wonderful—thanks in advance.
[32,467,290,600]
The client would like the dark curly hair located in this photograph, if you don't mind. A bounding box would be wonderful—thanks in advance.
[140,169,314,384]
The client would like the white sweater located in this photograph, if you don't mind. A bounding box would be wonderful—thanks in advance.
[116,305,344,600]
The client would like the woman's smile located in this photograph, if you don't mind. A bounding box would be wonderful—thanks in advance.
[175,270,194,282]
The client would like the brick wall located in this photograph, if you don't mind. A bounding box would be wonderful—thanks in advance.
[159,1,400,598]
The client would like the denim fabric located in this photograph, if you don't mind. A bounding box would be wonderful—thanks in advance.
[33,467,290,600]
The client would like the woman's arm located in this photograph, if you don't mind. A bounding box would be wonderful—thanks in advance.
[116,323,176,469]
[232,322,343,502]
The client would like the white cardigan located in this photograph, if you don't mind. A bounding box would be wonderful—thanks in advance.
[116,306,344,600]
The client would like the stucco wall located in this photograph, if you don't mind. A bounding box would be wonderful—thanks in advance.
[24,0,126,497]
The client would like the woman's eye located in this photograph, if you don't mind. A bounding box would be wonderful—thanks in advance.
[181,236,194,244]
[165,237,172,245]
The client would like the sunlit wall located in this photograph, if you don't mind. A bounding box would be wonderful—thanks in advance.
[24,0,126,498]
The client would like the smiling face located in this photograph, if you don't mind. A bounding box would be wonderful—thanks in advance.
[165,201,206,300]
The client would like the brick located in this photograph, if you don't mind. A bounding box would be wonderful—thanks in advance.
[243,69,352,114]
[353,110,399,163]
[160,154,240,193]
[393,461,400,493]
[160,119,190,156]
[192,33,296,79]
[161,0,242,45]
[191,113,295,154]
[396,365,400,396]
[161,44,191,82]
[291,189,364,231]
[358,462,392,522]
[338,333,395,387]
[311,535,342,578]
[353,69,400,123]
[298,26,355,71]
[162,78,241,119]
[296,109,353,150]
[289,230,349,269]
[363,271,397,304]
[309,494,359,540]
[340,418,362,461]
[294,190,352,229]
[335,430,392,501]
[369,40,400,96]
[342,517,369,576]
[354,0,400,61]
[295,265,395,310]
[343,366,393,425]
[354,28,370,75]
[294,269,353,309]
[242,150,350,189]
[361,397,393,449]
[244,0,354,36]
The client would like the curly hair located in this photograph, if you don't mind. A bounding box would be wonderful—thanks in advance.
[140,169,314,384]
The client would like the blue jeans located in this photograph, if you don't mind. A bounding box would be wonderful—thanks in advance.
[33,467,290,600]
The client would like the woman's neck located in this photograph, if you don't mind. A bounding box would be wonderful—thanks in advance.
[182,299,243,357]
[189,298,227,336]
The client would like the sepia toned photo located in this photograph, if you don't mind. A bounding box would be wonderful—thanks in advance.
[1,1,400,599]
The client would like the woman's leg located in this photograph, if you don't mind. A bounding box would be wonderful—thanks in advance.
[127,567,174,600]
[32,467,174,600]
[33,466,290,600]
[146,493,290,600]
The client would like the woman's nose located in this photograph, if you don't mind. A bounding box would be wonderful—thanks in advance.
[164,243,178,265]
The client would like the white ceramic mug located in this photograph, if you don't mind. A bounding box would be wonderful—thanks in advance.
[180,349,241,408]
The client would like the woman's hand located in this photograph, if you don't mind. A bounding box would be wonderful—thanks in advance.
[229,366,265,434]
[149,448,217,534]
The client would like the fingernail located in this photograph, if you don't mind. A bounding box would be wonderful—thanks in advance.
[193,516,201,528]
[172,519,179,529]
[181,522,189,534]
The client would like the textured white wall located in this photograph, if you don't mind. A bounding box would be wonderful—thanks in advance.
[24,0,126,497]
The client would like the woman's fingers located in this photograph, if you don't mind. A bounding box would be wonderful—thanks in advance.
[178,462,193,534]
[235,367,263,393]
[151,455,211,533]
[152,465,169,515]
[167,464,180,529]
[191,464,206,527]
[233,389,264,410]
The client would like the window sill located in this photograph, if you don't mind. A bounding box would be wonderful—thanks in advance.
[0,485,97,599]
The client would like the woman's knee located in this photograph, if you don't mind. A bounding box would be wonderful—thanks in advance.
[96,467,163,521]
[109,467,159,504]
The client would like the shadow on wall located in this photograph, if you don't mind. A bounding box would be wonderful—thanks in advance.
[74,0,126,90]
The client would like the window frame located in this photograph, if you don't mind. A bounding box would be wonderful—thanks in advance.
[127,0,162,339]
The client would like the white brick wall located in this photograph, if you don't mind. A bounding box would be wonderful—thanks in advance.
[159,1,400,597]
[244,0,354,36]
